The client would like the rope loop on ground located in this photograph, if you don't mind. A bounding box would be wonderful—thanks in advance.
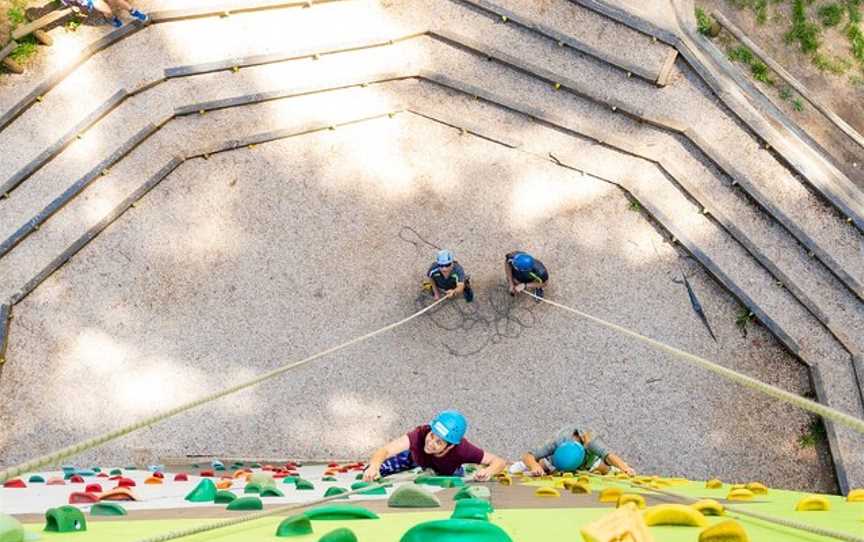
[0,298,447,484]
[520,290,864,435]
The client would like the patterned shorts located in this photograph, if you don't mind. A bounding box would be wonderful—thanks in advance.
[376,451,466,477]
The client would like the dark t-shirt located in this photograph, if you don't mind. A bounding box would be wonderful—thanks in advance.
[505,251,549,284]
[427,262,467,291]
[407,425,484,475]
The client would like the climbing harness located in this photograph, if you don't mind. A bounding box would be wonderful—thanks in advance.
[519,290,864,435]
[134,470,420,542]
[0,297,447,484]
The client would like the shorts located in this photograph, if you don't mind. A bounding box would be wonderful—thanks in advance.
[374,450,465,478]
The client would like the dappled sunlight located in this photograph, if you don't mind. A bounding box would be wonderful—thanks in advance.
[509,170,615,228]
[69,327,129,374]
[293,393,399,453]
[111,358,208,414]
[79,182,121,224]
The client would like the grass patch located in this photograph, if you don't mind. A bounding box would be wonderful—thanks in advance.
[751,59,776,83]
[728,46,776,84]
[9,35,38,65]
[779,86,793,100]
[786,0,823,53]
[848,23,864,62]
[851,72,864,85]
[696,6,713,35]
[627,200,641,212]
[798,417,827,448]
[818,3,845,26]
[792,97,805,111]
[812,51,852,73]
[849,0,862,24]
[735,306,754,336]
[728,45,755,63]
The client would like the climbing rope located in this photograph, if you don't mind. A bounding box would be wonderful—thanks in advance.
[0,297,448,484]
[520,290,864,435]
[581,472,864,542]
[134,470,420,542]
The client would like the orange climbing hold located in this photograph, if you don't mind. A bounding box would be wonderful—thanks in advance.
[144,477,163,485]
[69,492,99,504]
[216,480,233,490]
[100,488,139,501]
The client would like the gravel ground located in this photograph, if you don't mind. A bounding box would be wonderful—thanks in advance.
[0,112,835,492]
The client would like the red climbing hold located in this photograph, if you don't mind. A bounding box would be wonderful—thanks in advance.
[200,470,214,477]
[69,475,85,483]
[263,465,275,471]
[116,478,136,488]
[152,472,165,479]
[85,483,103,493]
[69,492,99,504]
[174,473,189,481]
[97,473,109,478]
[328,463,340,468]
[3,479,25,488]
[109,475,122,481]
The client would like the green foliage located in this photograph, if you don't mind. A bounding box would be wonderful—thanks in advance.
[848,23,864,62]
[9,36,38,64]
[812,51,852,73]
[627,200,641,212]
[779,86,793,100]
[818,3,845,26]
[735,307,754,335]
[696,7,713,35]
[792,98,805,111]
[786,0,823,52]
[798,417,826,448]
[849,0,862,24]
[8,6,26,28]
[728,45,755,63]
[851,72,864,86]
[750,59,775,83]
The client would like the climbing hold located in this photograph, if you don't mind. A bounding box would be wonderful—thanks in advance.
[581,504,652,542]
[245,483,262,494]
[0,513,36,542]
[200,470,214,477]
[99,488,138,501]
[795,495,830,511]
[97,473,108,478]
[3,479,25,488]
[498,476,512,486]
[214,490,237,504]
[617,494,646,509]
[260,487,285,497]
[69,492,99,504]
[295,479,315,490]
[452,498,493,521]
[642,504,708,527]
[216,480,233,490]
[85,483,103,493]
[745,482,768,495]
[577,475,591,484]
[46,478,65,486]
[324,487,349,499]
[319,528,357,542]
[276,514,313,537]
[304,505,379,520]
[44,506,87,532]
[328,463,340,468]
[185,479,217,502]
[151,471,164,479]
[535,487,560,497]
[68,475,84,483]
[109,469,122,476]
[568,482,591,494]
[28,475,45,484]
[727,488,755,501]
[699,519,750,542]
[212,461,225,471]
[283,476,299,485]
[847,488,864,502]
[553,480,566,489]
[388,485,441,508]
[415,475,465,487]
[400,519,512,542]
[227,496,263,511]
[354,473,364,480]
[174,473,189,482]
[730,484,745,490]
[350,481,386,495]
[322,476,338,482]
[691,499,724,516]
[453,485,490,500]
[91,503,127,516]
[705,479,723,489]
[144,477,162,485]
[117,478,136,487]
[598,488,623,503]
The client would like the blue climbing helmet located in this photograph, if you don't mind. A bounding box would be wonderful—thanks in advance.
[552,441,586,472]
[429,410,467,445]
[512,252,534,272]
[436,249,454,266]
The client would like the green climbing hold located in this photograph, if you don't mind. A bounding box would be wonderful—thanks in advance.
[244,483,262,494]
[233,462,245,467]
[355,473,364,480]
[414,476,465,487]
[295,479,315,490]
[319,528,357,542]
[451,498,493,521]
[191,464,200,469]
[322,476,338,482]
[90,503,127,516]
[109,469,122,476]
[250,463,261,468]
[275,514,313,537]
[1,512,36,542]
[27,475,45,484]
[260,487,285,497]
[304,505,379,520]
[249,473,276,488]
[214,490,237,504]
[400,519,512,542]
[185,479,217,502]
[282,476,299,485]
[44,506,87,533]
[453,486,491,501]
[226,496,263,511]
[350,481,386,495]
[388,485,441,508]
[324,487,349,499]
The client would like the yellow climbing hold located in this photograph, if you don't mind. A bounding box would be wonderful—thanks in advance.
[578,476,591,484]
[553,480,566,489]
[569,482,591,495]
[699,519,750,542]
[691,499,724,516]
[847,489,864,502]
[745,482,768,495]
[581,503,652,542]
[599,488,623,503]
[795,495,830,511]
[705,479,723,489]
[730,484,746,490]
[617,494,646,509]
[535,487,561,498]
[614,472,631,479]
[562,472,573,478]
[727,489,754,501]
[642,504,708,527]
[498,476,512,486]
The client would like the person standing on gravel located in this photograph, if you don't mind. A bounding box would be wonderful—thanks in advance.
[505,250,548,300]
[425,249,474,302]
[362,410,506,482]
[61,0,148,27]
[510,425,635,477]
